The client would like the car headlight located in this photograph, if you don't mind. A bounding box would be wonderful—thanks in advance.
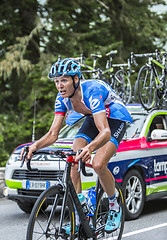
[7,153,20,165]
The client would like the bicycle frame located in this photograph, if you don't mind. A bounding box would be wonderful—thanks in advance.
[58,155,95,238]
[147,57,163,87]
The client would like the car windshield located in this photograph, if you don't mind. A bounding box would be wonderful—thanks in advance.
[58,118,85,139]
[124,113,146,139]
[58,114,146,140]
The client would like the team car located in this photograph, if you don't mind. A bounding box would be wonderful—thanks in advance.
[4,104,167,220]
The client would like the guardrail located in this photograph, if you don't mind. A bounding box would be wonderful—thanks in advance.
[0,167,5,197]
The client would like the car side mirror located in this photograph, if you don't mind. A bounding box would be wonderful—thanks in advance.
[151,129,167,141]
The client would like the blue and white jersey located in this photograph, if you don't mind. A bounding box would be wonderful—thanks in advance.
[55,80,133,123]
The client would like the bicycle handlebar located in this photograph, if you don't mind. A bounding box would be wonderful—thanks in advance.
[112,63,128,67]
[78,149,93,177]
[20,147,93,177]
[130,51,158,66]
[90,54,102,59]
[131,50,166,66]
[106,50,118,56]
[133,52,157,58]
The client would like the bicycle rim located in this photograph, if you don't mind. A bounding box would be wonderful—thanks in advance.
[93,182,125,240]
[133,80,139,103]
[114,69,132,104]
[26,185,75,240]
[137,65,156,110]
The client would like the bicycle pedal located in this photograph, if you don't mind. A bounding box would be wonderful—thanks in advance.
[60,229,69,239]
[55,227,69,239]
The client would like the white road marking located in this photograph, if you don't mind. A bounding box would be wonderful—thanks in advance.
[122,222,167,238]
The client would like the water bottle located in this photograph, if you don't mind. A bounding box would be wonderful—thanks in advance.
[78,193,90,215]
[86,187,96,216]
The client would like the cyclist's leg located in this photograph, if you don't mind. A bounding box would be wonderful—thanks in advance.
[92,119,126,233]
[71,137,88,194]
[92,142,122,233]
[92,141,116,198]
[92,118,125,199]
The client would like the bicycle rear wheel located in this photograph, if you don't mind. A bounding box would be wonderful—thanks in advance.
[94,181,125,240]
[26,185,75,240]
[114,69,132,104]
[137,65,156,110]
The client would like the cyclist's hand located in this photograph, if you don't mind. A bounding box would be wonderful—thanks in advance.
[76,146,92,164]
[20,144,37,162]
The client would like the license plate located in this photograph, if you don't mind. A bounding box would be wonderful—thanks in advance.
[26,180,50,190]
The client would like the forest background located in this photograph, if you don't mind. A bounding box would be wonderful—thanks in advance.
[0,0,167,166]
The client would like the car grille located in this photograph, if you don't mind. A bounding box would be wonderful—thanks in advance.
[12,170,64,181]
[18,189,43,197]
[17,189,63,204]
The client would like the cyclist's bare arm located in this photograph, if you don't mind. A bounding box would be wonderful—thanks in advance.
[20,115,65,160]
[76,112,111,162]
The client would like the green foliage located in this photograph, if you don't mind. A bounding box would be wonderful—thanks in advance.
[0,0,39,49]
[0,0,166,166]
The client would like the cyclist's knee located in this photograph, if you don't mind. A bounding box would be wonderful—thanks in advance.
[92,161,107,176]
[72,138,88,152]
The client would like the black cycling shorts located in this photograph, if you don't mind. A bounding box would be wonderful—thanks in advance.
[75,116,126,148]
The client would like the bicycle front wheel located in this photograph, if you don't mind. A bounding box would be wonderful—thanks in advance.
[137,65,156,110]
[26,185,75,240]
[94,181,125,240]
[114,69,132,104]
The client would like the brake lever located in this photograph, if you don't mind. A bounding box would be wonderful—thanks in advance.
[20,146,38,172]
[20,146,29,168]
[78,149,93,177]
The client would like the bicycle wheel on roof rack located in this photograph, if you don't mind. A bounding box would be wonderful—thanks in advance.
[137,65,156,111]
[114,69,132,104]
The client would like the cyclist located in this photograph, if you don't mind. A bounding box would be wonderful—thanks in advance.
[21,58,133,234]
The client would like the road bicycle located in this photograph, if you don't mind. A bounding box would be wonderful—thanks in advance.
[78,51,133,104]
[103,50,133,104]
[131,51,159,105]
[131,50,167,111]
[75,54,103,80]
[71,54,101,80]
[21,147,125,240]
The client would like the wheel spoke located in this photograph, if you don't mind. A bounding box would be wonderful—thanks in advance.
[124,171,144,218]
[131,198,137,213]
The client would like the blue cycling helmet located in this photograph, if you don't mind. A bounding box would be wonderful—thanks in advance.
[48,58,81,79]
[48,58,81,98]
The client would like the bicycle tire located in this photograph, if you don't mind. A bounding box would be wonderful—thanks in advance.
[137,65,156,110]
[133,80,139,103]
[114,69,132,104]
[93,181,125,240]
[26,185,75,240]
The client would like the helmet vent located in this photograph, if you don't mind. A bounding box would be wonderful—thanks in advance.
[60,66,64,73]
[63,60,68,64]
[67,62,72,71]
